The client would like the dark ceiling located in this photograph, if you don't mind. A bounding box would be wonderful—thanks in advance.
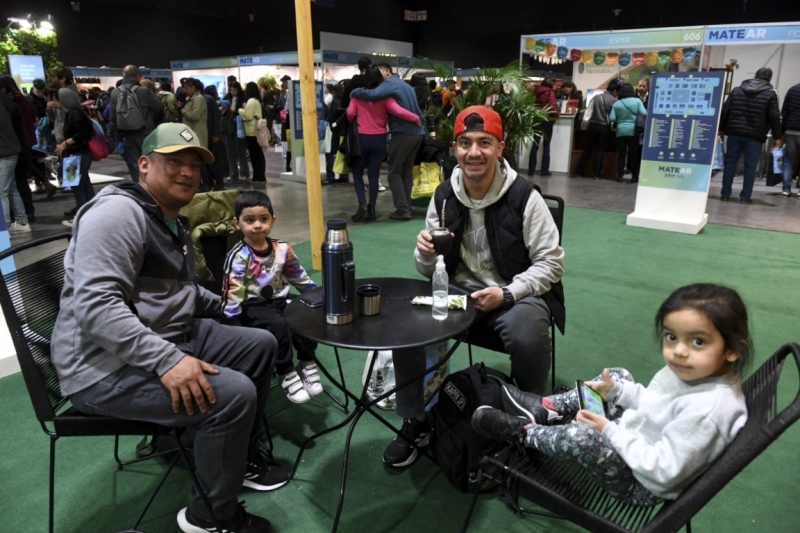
[5,0,800,70]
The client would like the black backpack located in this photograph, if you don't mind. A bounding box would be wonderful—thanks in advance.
[430,363,512,492]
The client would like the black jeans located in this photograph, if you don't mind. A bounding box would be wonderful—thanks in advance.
[576,123,611,177]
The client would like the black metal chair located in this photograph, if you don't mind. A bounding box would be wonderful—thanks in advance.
[465,192,565,392]
[463,341,800,533]
[0,233,210,532]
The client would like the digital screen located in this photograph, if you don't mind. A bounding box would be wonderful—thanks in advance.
[578,380,606,417]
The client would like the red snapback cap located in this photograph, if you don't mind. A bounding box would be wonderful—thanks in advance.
[453,105,503,141]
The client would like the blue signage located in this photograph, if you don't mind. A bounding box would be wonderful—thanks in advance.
[522,27,704,53]
[705,24,800,44]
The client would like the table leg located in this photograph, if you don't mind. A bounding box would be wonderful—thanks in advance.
[295,339,464,532]
[317,347,349,412]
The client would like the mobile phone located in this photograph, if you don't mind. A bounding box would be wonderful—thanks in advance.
[299,289,324,308]
[577,380,606,417]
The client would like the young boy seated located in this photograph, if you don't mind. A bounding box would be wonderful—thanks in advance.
[222,190,323,403]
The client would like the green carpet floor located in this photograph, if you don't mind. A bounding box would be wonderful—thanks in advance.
[1,206,799,532]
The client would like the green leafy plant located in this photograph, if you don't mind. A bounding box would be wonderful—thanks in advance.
[423,61,552,169]
[257,73,278,92]
[0,27,59,75]
[726,59,739,70]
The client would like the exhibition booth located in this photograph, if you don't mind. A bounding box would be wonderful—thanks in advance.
[519,26,705,177]
[170,56,240,96]
[70,67,173,91]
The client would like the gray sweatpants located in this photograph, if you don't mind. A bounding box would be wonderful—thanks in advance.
[394,294,552,419]
[70,318,277,522]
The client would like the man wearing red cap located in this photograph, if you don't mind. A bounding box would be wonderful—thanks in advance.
[382,106,565,468]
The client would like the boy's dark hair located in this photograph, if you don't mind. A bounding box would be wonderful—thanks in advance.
[655,283,752,377]
[235,190,273,219]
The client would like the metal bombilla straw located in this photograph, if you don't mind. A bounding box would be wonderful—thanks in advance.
[440,198,446,229]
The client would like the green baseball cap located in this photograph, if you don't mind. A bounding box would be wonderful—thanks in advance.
[142,123,214,164]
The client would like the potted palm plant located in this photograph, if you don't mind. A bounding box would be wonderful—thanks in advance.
[424,61,552,170]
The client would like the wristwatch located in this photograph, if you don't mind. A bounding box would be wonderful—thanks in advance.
[500,288,515,310]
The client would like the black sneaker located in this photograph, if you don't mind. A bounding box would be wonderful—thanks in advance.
[388,210,412,221]
[242,457,289,491]
[471,406,526,443]
[382,417,430,467]
[501,384,562,425]
[177,503,270,533]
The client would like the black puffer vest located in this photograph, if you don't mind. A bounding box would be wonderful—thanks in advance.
[433,177,565,333]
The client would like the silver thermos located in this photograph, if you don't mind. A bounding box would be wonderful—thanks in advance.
[322,219,355,325]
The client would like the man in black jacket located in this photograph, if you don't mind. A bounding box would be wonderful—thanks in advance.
[781,82,800,197]
[719,67,782,204]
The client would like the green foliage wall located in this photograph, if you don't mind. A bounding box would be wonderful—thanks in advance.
[0,28,59,76]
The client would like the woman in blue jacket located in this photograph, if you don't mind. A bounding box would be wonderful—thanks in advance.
[610,83,646,183]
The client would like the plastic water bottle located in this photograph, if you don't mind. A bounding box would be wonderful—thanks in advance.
[432,255,448,321]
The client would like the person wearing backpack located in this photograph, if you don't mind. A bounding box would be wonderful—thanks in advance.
[110,65,164,182]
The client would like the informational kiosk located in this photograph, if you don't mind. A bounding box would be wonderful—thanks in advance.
[285,79,326,183]
[627,71,726,234]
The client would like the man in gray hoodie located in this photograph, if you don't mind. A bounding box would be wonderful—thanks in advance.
[51,123,283,533]
[382,106,565,468]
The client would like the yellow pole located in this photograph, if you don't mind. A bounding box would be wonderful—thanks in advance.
[294,0,324,270]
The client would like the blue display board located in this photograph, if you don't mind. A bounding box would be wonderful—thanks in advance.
[639,72,725,192]
[291,80,325,141]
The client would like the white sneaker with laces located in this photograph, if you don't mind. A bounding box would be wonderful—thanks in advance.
[280,370,310,404]
[378,182,387,192]
[297,362,324,396]
[8,221,32,235]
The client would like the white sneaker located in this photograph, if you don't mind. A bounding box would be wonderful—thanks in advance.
[280,370,310,404]
[62,218,74,227]
[8,221,32,235]
[782,191,790,197]
[297,362,324,396]
[378,182,387,192]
